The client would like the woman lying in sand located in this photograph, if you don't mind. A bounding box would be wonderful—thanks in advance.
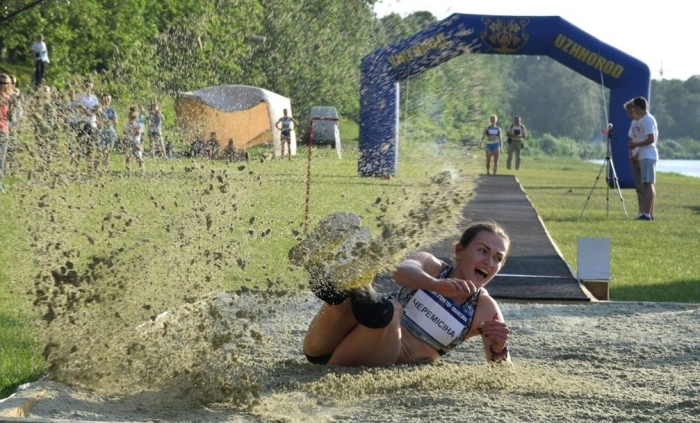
[290,214,511,367]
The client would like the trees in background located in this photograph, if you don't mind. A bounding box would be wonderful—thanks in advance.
[1,2,698,157]
[254,0,377,120]
[504,56,605,142]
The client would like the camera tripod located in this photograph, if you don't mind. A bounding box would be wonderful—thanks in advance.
[580,124,628,218]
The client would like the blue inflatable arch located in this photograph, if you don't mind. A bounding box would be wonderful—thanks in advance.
[359,14,651,188]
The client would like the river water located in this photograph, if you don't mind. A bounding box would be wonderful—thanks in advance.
[590,159,700,178]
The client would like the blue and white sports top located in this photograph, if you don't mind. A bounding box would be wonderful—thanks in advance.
[280,116,294,130]
[485,125,500,137]
[391,265,481,355]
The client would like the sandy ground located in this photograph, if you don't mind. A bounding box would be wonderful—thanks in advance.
[2,291,699,423]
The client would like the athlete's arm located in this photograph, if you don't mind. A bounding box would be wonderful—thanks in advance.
[393,252,441,291]
[638,132,656,146]
[476,299,511,363]
[393,252,478,298]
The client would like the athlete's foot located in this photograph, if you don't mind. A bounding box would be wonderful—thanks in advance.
[290,212,380,292]
[325,225,378,291]
[307,264,348,305]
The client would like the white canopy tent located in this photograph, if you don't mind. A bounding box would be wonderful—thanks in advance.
[175,85,296,157]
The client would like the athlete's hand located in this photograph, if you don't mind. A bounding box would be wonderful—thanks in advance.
[479,313,510,351]
[432,278,478,298]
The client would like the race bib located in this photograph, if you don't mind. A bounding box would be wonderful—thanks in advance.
[403,290,469,347]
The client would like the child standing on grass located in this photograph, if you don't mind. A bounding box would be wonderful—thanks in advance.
[98,93,118,172]
[0,73,14,193]
[125,109,144,175]
[147,102,166,159]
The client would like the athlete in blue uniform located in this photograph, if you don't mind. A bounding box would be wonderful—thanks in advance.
[299,219,512,367]
[275,108,298,157]
[482,115,502,175]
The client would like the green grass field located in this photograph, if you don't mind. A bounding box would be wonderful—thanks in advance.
[506,156,700,302]
[1,139,699,398]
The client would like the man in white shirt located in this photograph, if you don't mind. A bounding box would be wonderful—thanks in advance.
[627,96,658,220]
[624,100,645,218]
[30,34,50,87]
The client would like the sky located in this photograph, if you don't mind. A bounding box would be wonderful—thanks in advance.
[373,0,698,81]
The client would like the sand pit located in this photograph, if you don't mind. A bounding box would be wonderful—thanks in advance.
[2,292,698,423]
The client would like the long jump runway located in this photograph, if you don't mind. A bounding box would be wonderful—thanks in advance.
[373,174,592,301]
[464,174,591,301]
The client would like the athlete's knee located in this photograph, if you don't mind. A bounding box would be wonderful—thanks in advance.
[350,292,399,330]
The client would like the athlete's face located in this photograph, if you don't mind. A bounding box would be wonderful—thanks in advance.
[455,231,508,287]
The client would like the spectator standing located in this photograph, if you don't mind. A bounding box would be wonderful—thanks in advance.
[8,76,23,132]
[30,34,50,87]
[206,131,220,159]
[76,81,99,169]
[7,76,23,168]
[627,97,658,221]
[190,132,204,158]
[124,108,144,174]
[223,138,236,162]
[624,101,645,218]
[165,140,174,160]
[147,102,166,159]
[1,73,15,192]
[98,94,118,171]
[506,116,527,170]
